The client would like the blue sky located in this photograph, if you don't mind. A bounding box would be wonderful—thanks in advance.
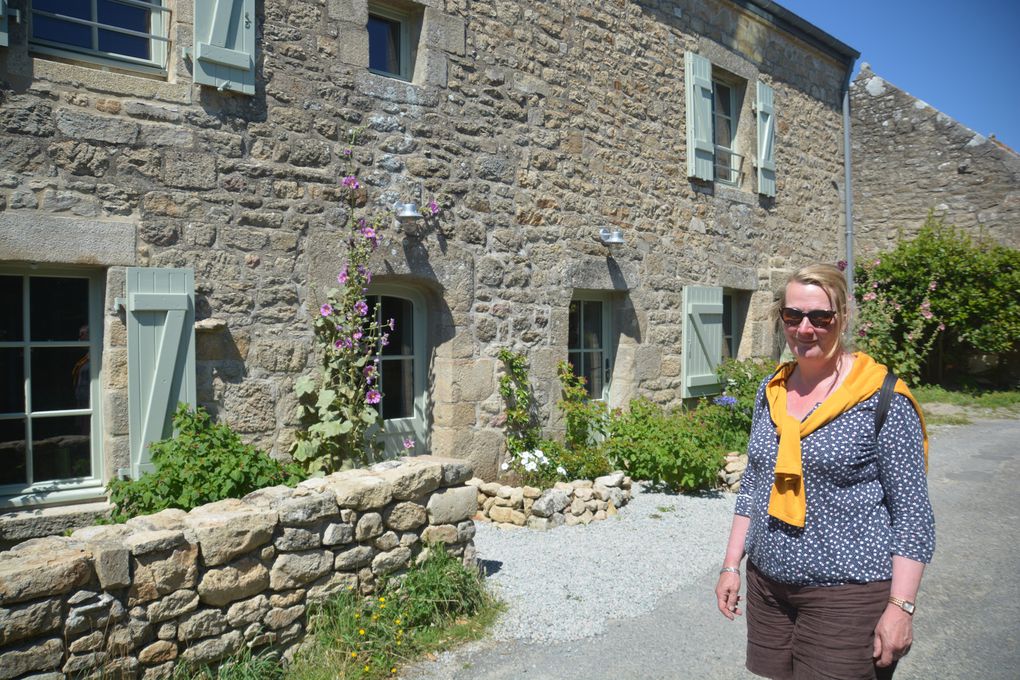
[775,0,1020,151]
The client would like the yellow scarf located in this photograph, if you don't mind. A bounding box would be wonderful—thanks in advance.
[765,352,928,527]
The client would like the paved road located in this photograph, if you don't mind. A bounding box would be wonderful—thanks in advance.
[403,418,1020,679]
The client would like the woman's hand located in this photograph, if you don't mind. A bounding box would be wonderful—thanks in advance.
[873,606,913,667]
[715,571,743,620]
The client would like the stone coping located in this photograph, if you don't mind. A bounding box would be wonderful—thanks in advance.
[0,456,477,679]
[469,471,633,530]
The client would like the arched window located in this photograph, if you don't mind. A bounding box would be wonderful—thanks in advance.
[366,287,427,457]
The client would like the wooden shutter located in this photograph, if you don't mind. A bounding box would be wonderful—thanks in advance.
[757,81,776,197]
[1,0,10,48]
[127,268,196,477]
[681,285,723,399]
[685,51,714,181]
[193,0,256,95]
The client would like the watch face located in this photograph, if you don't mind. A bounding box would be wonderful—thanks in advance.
[902,601,916,614]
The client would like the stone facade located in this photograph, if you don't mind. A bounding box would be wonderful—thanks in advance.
[851,64,1020,257]
[0,456,477,678]
[0,1,856,529]
[469,471,632,529]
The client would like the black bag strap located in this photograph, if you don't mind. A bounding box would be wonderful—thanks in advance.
[874,371,899,436]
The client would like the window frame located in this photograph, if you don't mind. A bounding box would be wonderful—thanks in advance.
[712,75,744,187]
[366,2,416,82]
[365,285,427,457]
[27,0,171,75]
[0,266,105,509]
[568,293,614,402]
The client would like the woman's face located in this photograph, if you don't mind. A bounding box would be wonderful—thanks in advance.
[782,281,841,363]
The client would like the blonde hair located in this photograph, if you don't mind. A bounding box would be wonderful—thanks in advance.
[775,264,851,358]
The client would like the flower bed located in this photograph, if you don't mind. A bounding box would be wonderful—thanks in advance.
[469,472,632,530]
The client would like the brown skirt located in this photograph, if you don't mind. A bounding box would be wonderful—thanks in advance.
[745,561,898,680]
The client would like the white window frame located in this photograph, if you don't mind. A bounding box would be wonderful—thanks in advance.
[0,266,105,509]
[366,285,427,457]
[568,293,614,402]
[28,0,171,74]
[712,77,743,186]
[366,2,417,81]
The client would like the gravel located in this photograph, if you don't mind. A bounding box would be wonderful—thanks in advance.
[474,483,737,643]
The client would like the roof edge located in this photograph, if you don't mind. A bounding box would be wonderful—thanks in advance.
[735,0,860,69]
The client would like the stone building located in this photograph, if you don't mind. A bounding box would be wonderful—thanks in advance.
[851,63,1020,256]
[0,0,857,540]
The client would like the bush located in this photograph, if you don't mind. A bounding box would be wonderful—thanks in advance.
[855,215,1020,384]
[603,398,723,492]
[107,404,304,522]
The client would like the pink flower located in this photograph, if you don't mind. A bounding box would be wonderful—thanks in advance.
[921,309,934,320]
[862,292,877,302]
[387,318,395,330]
[353,330,363,341]
[836,260,847,272]
[928,280,938,291]
[342,175,360,190]
[366,389,381,405]
[338,267,349,285]
[380,333,389,347]
[320,303,333,317]
[937,322,946,331]
[342,148,352,157]
[402,438,415,450]
[426,199,440,216]
[361,226,377,240]
[354,300,369,316]
[858,329,867,338]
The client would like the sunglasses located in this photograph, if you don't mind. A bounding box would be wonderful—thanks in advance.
[779,307,837,328]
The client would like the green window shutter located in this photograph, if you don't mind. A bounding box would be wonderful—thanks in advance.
[685,51,714,181]
[1,0,10,48]
[757,81,777,197]
[193,0,256,95]
[127,267,196,478]
[681,285,723,399]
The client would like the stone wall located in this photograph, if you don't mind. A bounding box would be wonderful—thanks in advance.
[0,457,477,679]
[0,1,854,521]
[851,64,1020,257]
[470,471,632,529]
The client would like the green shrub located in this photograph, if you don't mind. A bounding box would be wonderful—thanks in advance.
[496,348,542,457]
[855,215,1020,384]
[394,543,489,628]
[107,404,304,522]
[171,648,283,680]
[603,398,723,492]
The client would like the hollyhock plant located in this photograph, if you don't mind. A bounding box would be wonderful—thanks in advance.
[291,129,396,474]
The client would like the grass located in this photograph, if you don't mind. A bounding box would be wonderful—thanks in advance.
[912,385,1020,410]
[177,545,500,680]
[924,412,973,426]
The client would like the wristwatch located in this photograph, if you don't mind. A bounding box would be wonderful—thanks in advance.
[888,596,916,615]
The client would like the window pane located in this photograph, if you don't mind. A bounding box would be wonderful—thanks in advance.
[31,347,91,412]
[98,0,152,59]
[380,297,413,356]
[0,419,27,486]
[30,277,90,341]
[0,349,25,414]
[32,416,91,482]
[568,301,580,351]
[584,351,604,399]
[367,15,401,75]
[582,301,602,349]
[381,358,413,419]
[34,0,91,17]
[569,353,583,380]
[0,276,24,341]
[722,294,733,358]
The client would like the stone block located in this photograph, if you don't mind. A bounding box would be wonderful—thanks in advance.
[323,471,394,511]
[355,512,384,541]
[333,546,376,572]
[128,543,199,605]
[184,500,278,566]
[426,485,477,525]
[124,530,187,556]
[198,557,270,607]
[420,524,458,544]
[177,608,230,641]
[530,489,570,518]
[306,572,358,605]
[0,538,92,605]
[0,598,61,647]
[423,8,465,55]
[383,502,427,531]
[322,522,355,546]
[371,547,412,576]
[265,604,304,630]
[55,109,139,145]
[374,531,399,552]
[179,630,243,668]
[225,595,269,628]
[161,150,216,189]
[138,640,178,665]
[376,461,442,500]
[337,21,369,67]
[90,541,131,590]
[269,551,333,590]
[147,590,199,624]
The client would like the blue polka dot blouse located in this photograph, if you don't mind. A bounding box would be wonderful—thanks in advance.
[735,378,936,586]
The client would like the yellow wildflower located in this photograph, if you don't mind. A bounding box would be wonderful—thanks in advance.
[358,628,365,635]
[350,652,357,659]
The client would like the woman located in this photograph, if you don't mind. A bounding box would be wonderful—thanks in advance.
[715,264,935,680]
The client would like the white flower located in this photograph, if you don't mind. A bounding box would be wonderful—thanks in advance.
[556,466,567,476]
[501,462,509,471]
[524,461,537,472]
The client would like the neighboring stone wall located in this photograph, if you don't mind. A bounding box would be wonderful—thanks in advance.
[718,452,748,492]
[470,471,632,530]
[0,457,477,679]
[851,64,1020,257]
[0,1,853,518]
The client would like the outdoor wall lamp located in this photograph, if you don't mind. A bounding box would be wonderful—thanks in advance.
[598,227,625,245]
[393,183,424,231]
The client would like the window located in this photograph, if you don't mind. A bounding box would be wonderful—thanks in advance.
[713,79,743,186]
[568,298,613,401]
[29,0,170,72]
[722,290,750,359]
[367,2,421,81]
[0,269,104,507]
[366,289,427,456]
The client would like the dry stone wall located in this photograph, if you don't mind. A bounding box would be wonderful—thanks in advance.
[851,64,1020,256]
[0,1,853,508]
[470,471,632,530]
[0,457,477,679]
